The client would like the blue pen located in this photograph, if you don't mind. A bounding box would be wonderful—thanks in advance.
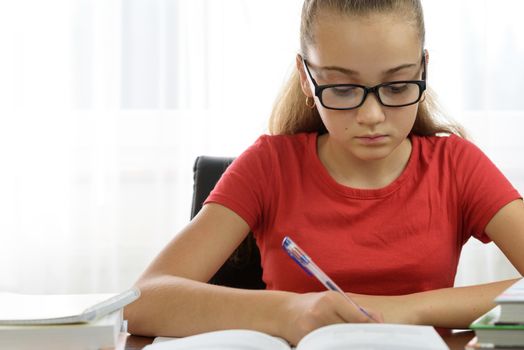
[282,236,378,322]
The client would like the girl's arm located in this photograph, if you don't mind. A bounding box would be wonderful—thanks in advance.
[124,203,284,337]
[124,203,379,345]
[354,199,524,328]
[355,278,519,328]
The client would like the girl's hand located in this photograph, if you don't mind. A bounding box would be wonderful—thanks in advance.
[280,291,383,345]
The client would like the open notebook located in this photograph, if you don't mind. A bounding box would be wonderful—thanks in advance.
[0,287,140,325]
[145,323,449,350]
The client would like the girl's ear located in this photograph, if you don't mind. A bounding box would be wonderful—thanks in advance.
[424,48,429,66]
[295,54,314,97]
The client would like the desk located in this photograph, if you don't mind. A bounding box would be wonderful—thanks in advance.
[123,330,475,350]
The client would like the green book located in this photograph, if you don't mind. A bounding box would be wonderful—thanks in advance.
[470,306,524,347]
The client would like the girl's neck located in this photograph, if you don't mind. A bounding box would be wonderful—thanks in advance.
[317,134,413,190]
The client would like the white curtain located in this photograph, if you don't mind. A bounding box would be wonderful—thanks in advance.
[423,0,524,285]
[0,0,521,294]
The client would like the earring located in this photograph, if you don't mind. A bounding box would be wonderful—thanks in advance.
[305,96,316,109]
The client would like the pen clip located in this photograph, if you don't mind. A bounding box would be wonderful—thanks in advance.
[282,236,313,276]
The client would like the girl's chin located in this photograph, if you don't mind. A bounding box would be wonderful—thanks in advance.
[347,141,399,161]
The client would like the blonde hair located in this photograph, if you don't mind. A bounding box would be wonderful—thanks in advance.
[269,0,466,138]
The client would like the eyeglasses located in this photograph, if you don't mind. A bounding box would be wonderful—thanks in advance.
[302,54,427,110]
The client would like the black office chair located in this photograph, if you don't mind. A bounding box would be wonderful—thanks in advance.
[191,156,266,290]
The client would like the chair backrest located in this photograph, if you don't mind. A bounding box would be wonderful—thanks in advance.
[191,156,266,290]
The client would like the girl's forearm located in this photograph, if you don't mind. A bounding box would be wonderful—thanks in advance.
[124,274,293,338]
[409,278,520,328]
[124,274,522,339]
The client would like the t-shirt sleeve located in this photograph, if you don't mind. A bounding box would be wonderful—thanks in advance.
[204,135,273,231]
[452,136,522,243]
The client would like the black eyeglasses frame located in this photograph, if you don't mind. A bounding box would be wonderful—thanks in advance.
[301,53,427,110]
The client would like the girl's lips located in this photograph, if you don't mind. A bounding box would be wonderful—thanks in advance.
[356,135,388,144]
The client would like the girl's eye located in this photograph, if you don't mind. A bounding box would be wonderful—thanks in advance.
[384,84,409,94]
[330,86,358,96]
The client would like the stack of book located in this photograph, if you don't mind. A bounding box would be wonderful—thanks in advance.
[468,278,524,349]
[0,287,140,350]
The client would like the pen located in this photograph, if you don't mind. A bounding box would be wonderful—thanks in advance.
[282,236,378,322]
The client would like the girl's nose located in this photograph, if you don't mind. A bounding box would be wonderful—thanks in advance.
[354,93,386,126]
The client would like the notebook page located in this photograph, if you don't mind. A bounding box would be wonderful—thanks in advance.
[297,323,449,350]
[144,329,290,350]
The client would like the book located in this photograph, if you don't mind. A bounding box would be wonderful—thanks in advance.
[144,323,450,350]
[0,287,140,325]
[470,306,524,347]
[495,279,524,324]
[0,309,123,350]
[466,336,524,349]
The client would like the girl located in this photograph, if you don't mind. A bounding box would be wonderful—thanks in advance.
[125,0,524,345]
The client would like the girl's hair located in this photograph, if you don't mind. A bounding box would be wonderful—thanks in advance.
[268,0,466,138]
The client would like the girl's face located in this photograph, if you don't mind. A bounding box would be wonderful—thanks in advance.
[298,12,425,162]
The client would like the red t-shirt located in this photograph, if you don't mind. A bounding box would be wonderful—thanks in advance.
[205,133,521,295]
